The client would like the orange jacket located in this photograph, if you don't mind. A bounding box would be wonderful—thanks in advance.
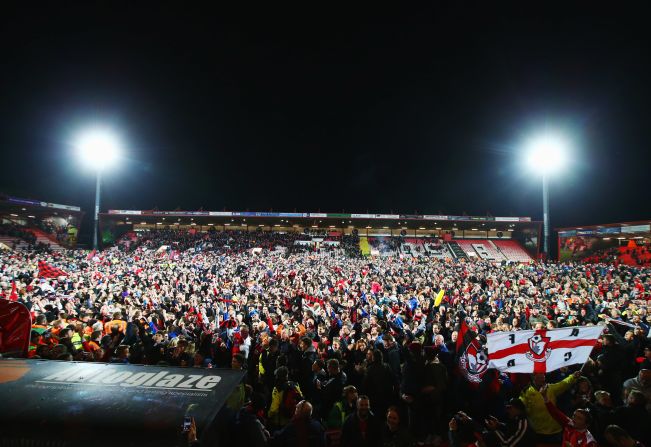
[104,319,127,335]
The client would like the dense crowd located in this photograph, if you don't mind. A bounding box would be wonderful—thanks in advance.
[1,229,650,447]
[580,247,651,268]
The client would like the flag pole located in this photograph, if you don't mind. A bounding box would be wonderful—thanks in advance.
[579,361,588,373]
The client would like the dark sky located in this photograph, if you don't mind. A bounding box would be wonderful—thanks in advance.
[1,4,649,229]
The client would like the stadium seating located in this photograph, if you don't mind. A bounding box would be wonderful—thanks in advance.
[115,228,535,263]
[0,235,30,250]
[455,240,481,259]
[368,237,399,256]
[493,239,533,262]
[423,242,452,259]
[28,228,65,252]
[616,246,651,266]
[454,239,507,261]
[400,238,425,257]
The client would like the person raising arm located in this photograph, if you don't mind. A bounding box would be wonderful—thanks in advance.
[540,384,597,447]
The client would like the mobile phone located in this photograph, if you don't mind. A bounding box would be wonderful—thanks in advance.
[182,416,192,432]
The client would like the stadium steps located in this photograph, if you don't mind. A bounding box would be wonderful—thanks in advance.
[493,240,532,262]
[447,241,467,259]
[0,236,29,250]
[487,240,507,261]
[359,236,371,256]
[28,228,65,251]
[455,240,480,259]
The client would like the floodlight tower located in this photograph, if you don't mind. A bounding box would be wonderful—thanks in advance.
[75,127,122,249]
[525,133,568,258]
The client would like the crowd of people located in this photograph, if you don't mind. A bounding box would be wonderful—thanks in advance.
[1,228,650,446]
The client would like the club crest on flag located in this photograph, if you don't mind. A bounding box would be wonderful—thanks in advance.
[460,337,488,382]
[525,333,551,362]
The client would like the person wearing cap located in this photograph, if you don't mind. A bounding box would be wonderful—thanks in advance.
[484,398,535,447]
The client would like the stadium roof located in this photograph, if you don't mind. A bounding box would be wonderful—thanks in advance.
[0,194,82,217]
[556,220,651,237]
[102,209,539,232]
[106,209,533,222]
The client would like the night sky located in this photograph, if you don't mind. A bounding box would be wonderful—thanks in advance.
[1,4,649,231]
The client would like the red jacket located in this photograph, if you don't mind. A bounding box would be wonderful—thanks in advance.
[545,401,597,447]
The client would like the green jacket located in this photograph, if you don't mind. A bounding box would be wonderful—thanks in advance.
[520,374,577,435]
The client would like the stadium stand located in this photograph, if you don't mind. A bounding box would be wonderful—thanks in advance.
[398,238,453,258]
[494,239,533,262]
[28,228,65,252]
[368,237,399,256]
[455,239,481,259]
[400,238,426,257]
[455,239,507,261]
[423,240,452,258]
[0,235,29,250]
[582,245,651,267]
[616,245,651,266]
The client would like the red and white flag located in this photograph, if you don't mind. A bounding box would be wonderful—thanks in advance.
[487,326,604,374]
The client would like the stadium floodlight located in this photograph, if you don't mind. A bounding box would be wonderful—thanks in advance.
[524,131,570,258]
[525,133,568,175]
[74,126,123,250]
[76,127,121,170]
